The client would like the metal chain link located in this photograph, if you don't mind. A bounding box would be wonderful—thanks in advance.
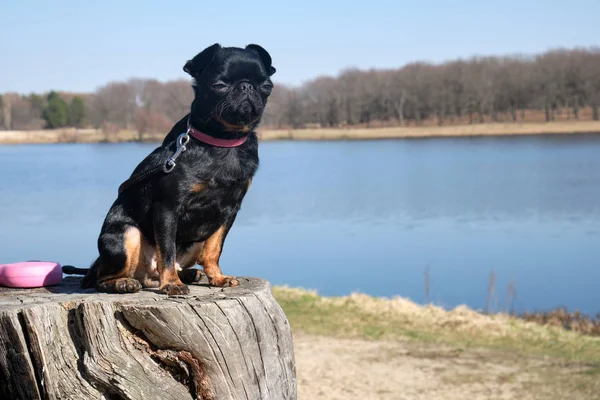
[163,124,192,173]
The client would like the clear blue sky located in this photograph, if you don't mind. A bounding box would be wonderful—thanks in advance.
[1,0,599,94]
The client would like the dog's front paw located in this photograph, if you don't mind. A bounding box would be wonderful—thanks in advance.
[160,283,190,296]
[209,275,239,287]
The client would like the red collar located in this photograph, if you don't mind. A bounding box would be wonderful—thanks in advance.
[187,121,249,148]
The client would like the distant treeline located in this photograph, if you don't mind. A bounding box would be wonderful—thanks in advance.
[0,80,193,138]
[269,47,600,128]
[1,47,599,134]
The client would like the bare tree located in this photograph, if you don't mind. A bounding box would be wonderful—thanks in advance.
[284,89,303,129]
[263,83,289,128]
[581,49,600,120]
[89,82,137,130]
[1,93,14,130]
[135,108,173,140]
[337,68,363,126]
[0,94,4,129]
[381,70,407,125]
[161,80,194,122]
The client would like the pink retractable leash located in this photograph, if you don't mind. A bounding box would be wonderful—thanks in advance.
[0,261,62,288]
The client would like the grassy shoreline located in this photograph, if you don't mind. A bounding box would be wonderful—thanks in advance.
[272,285,600,364]
[273,286,600,398]
[1,121,600,145]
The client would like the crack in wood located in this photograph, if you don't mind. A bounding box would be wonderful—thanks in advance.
[214,302,252,400]
[178,351,215,400]
[79,302,191,400]
[118,310,215,400]
[237,297,270,399]
[254,293,292,393]
[16,312,45,399]
[67,308,90,386]
[188,304,234,399]
[0,311,41,400]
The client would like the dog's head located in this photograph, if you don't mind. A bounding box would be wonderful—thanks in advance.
[184,43,276,135]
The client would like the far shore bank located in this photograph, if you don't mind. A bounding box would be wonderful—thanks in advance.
[1,121,600,145]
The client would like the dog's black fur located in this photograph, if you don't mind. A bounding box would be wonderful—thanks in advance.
[80,43,275,295]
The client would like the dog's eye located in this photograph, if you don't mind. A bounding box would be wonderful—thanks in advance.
[211,82,229,90]
[262,83,273,91]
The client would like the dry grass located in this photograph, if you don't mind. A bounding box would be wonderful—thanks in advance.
[2,120,600,145]
[272,286,600,364]
[259,121,600,141]
[521,308,600,336]
[0,128,139,144]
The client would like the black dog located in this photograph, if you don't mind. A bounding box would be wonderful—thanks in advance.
[80,43,276,295]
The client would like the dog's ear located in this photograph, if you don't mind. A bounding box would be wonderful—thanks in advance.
[184,43,221,76]
[246,44,276,76]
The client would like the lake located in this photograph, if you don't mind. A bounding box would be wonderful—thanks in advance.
[1,135,599,315]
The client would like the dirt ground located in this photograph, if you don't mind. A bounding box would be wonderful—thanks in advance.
[293,334,598,400]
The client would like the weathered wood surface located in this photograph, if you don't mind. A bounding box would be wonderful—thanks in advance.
[0,276,297,400]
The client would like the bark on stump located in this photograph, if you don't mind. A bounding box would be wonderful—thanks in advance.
[0,276,297,400]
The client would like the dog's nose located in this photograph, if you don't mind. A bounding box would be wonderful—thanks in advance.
[239,82,254,93]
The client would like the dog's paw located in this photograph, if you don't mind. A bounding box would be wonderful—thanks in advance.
[209,275,239,287]
[179,268,204,284]
[98,278,142,294]
[160,283,190,296]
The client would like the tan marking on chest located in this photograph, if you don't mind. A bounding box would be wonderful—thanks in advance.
[191,183,208,193]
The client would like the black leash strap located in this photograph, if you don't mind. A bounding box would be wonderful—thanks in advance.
[62,265,90,275]
[117,126,192,195]
[117,164,165,195]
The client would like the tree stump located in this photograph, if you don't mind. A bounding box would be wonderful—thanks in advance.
[0,276,297,400]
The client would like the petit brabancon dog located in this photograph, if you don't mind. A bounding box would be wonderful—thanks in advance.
[80,43,276,295]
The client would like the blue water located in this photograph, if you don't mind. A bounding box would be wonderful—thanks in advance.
[1,135,599,315]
